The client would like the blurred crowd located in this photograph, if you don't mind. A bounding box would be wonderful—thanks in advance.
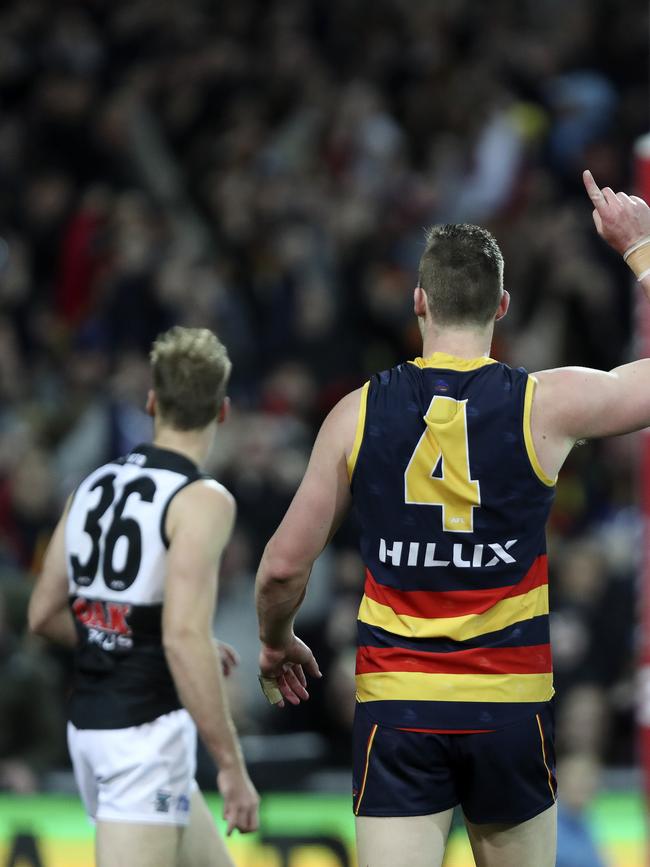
[0,0,646,826]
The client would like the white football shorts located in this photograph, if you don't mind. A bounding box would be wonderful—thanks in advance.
[67,708,197,826]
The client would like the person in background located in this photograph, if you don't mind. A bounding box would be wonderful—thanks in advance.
[0,585,65,792]
[556,752,607,867]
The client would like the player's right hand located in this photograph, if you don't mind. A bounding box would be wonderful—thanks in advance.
[583,169,650,254]
[259,634,322,708]
[217,764,260,836]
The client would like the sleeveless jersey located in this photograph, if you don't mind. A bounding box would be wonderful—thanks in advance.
[349,352,556,732]
[65,444,206,729]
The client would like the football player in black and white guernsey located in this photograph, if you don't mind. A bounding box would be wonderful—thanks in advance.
[29,327,259,867]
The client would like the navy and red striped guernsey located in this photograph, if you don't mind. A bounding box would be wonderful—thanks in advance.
[348,352,556,732]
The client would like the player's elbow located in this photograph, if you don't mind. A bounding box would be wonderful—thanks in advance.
[258,545,303,588]
[163,627,188,655]
[162,632,188,668]
[27,600,49,637]
[162,621,206,657]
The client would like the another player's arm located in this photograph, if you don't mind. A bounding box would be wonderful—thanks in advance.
[28,499,77,647]
[162,481,258,835]
[255,388,360,705]
[529,172,650,477]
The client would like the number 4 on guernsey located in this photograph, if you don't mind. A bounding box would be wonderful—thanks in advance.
[404,396,480,533]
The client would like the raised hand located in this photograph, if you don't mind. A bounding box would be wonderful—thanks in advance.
[583,169,650,255]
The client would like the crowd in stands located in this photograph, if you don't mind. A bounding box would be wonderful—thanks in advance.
[0,0,646,808]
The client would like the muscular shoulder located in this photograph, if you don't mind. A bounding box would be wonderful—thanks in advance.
[330,386,366,430]
[318,385,367,472]
[167,478,236,543]
[532,366,618,438]
[527,363,643,478]
[190,478,235,509]
[533,366,598,402]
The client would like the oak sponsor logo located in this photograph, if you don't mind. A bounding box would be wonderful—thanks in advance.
[378,538,517,568]
[72,597,133,650]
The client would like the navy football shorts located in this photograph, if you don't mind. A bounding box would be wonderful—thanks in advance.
[352,700,557,824]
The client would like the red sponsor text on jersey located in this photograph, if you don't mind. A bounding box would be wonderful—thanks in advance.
[72,598,132,635]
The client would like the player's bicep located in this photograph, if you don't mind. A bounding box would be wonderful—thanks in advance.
[536,360,650,441]
[163,483,235,640]
[265,409,352,574]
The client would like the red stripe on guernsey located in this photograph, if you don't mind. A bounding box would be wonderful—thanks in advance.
[356,644,552,676]
[364,555,548,620]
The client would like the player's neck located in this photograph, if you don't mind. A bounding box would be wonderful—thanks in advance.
[152,424,215,469]
[420,325,493,361]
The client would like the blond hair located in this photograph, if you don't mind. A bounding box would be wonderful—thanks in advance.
[150,327,231,430]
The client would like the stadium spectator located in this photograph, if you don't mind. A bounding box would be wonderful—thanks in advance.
[556,752,608,867]
[0,0,646,812]
[0,586,65,791]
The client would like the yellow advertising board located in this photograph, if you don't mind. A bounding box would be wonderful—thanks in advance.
[0,792,644,866]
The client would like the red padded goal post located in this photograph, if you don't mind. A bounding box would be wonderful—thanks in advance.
[634,132,650,810]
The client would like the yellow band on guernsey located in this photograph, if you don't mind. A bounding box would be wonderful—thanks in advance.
[523,376,556,487]
[358,583,549,642]
[347,381,370,481]
[408,352,497,372]
[356,670,554,704]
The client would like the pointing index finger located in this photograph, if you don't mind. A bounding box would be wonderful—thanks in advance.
[583,170,606,213]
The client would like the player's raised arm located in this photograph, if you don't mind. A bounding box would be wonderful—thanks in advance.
[583,169,650,265]
[528,173,650,478]
[28,499,77,647]
[255,387,361,707]
[162,479,259,837]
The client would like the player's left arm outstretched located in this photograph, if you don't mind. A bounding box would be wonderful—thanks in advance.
[255,388,361,707]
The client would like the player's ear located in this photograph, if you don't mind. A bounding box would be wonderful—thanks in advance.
[217,396,231,425]
[414,285,428,318]
[495,289,510,322]
[145,389,156,417]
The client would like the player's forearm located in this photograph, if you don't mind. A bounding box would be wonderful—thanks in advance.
[255,549,309,648]
[164,631,244,770]
[256,581,307,648]
[28,606,77,648]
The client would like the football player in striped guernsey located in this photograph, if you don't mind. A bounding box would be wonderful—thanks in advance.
[256,172,650,867]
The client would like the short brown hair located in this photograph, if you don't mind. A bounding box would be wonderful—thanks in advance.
[418,224,504,327]
[150,327,231,430]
